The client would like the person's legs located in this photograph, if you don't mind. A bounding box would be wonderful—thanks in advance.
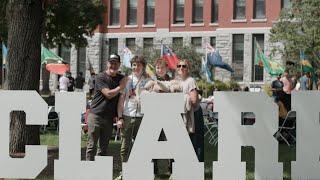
[97,117,113,156]
[86,113,101,161]
[194,108,204,162]
[120,116,134,162]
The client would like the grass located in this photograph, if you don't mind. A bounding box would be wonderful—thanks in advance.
[38,131,296,180]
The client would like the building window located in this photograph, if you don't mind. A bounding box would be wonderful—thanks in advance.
[109,38,118,54]
[252,34,264,82]
[210,37,216,48]
[127,0,137,25]
[145,0,155,25]
[192,0,203,23]
[143,38,153,50]
[232,34,244,81]
[211,0,219,23]
[233,0,246,19]
[76,47,86,75]
[126,38,136,50]
[253,0,265,19]
[191,37,202,49]
[172,37,183,49]
[281,0,291,9]
[174,0,184,24]
[59,45,71,64]
[110,0,120,25]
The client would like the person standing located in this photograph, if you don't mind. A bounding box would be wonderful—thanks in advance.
[86,54,128,161]
[176,59,204,162]
[59,73,70,92]
[67,72,75,92]
[75,72,85,92]
[299,72,309,91]
[116,56,150,163]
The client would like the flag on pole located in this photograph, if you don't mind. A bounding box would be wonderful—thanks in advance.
[161,45,179,70]
[201,56,213,83]
[255,42,284,76]
[2,43,7,68]
[207,50,234,72]
[299,50,314,73]
[122,47,133,68]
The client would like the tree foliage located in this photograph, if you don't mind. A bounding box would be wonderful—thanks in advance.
[270,0,320,68]
[0,0,103,47]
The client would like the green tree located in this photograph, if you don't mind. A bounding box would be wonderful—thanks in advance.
[270,0,320,68]
[0,0,103,154]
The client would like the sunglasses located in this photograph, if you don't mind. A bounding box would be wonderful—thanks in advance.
[177,64,187,68]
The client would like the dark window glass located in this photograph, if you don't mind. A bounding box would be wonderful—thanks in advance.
[109,38,118,54]
[145,0,155,24]
[174,0,184,24]
[254,0,265,19]
[211,0,219,23]
[234,0,246,19]
[143,38,153,50]
[191,37,202,48]
[126,38,136,50]
[193,0,203,23]
[127,0,137,25]
[232,34,244,81]
[210,37,216,48]
[172,37,183,48]
[110,0,120,25]
[252,34,264,82]
[77,47,86,75]
[59,45,71,64]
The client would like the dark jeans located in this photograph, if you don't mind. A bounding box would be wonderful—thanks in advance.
[190,107,204,162]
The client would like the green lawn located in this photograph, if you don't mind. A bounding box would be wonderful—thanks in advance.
[38,132,296,180]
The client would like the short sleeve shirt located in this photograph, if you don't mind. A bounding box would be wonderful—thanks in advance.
[90,72,124,119]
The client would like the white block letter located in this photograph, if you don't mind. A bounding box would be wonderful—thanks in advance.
[292,92,320,179]
[54,92,113,180]
[0,91,47,179]
[212,92,283,180]
[123,93,204,180]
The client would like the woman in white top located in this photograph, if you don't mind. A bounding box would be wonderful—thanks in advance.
[117,56,150,164]
[176,59,204,162]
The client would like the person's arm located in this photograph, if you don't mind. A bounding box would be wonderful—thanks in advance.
[101,76,128,99]
[116,93,125,128]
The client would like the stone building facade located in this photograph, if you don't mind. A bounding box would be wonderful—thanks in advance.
[46,0,291,91]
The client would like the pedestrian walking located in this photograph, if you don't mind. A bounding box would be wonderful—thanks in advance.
[75,72,85,92]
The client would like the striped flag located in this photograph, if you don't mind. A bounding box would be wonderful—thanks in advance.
[205,43,234,73]
[161,45,179,70]
[122,47,133,68]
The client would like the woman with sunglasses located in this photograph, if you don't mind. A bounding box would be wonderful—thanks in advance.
[176,59,204,162]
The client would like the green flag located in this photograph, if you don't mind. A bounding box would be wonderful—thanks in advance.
[41,45,64,64]
[255,43,285,76]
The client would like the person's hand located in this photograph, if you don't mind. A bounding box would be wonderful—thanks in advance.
[116,117,124,129]
[119,76,128,90]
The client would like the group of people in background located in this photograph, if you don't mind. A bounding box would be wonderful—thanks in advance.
[58,71,93,93]
[85,53,204,180]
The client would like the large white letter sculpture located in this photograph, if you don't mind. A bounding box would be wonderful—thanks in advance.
[0,91,47,178]
[54,92,113,180]
[123,93,204,180]
[212,92,283,180]
[291,92,320,179]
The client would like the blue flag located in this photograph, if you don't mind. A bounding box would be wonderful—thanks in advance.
[207,50,234,73]
[201,56,213,83]
[122,47,133,68]
[2,43,7,68]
